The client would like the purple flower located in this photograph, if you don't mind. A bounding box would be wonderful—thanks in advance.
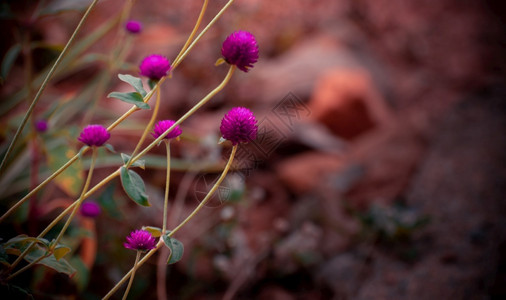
[139,54,171,81]
[220,107,258,145]
[221,31,259,72]
[152,120,182,140]
[125,20,142,34]
[80,201,101,218]
[78,124,110,147]
[35,120,48,133]
[124,230,156,251]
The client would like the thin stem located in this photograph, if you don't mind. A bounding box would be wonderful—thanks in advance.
[170,145,237,236]
[52,147,98,247]
[0,0,100,176]
[103,146,237,299]
[122,251,141,300]
[173,0,209,65]
[126,84,161,167]
[7,252,50,281]
[130,66,235,165]
[162,140,171,233]
[172,0,235,69]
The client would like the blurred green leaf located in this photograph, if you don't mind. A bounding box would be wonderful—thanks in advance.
[107,92,150,110]
[118,74,147,97]
[148,79,157,90]
[25,246,76,277]
[98,183,121,219]
[47,141,83,197]
[39,0,94,16]
[1,44,21,84]
[163,233,184,264]
[69,256,89,291]
[142,226,162,238]
[120,167,150,206]
[4,235,50,248]
[121,153,145,169]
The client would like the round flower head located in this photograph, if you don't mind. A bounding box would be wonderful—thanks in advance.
[139,54,171,81]
[80,201,101,218]
[152,120,182,140]
[220,107,258,145]
[78,124,110,147]
[35,120,48,133]
[221,30,259,72]
[124,229,156,251]
[125,20,142,34]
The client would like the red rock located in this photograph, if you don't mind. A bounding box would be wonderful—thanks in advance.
[309,68,394,140]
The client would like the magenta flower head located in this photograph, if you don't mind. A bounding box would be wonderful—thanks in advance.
[221,30,259,72]
[35,120,48,133]
[125,20,142,34]
[78,124,110,147]
[124,229,156,252]
[220,107,258,145]
[80,201,101,218]
[139,54,171,81]
[152,120,182,140]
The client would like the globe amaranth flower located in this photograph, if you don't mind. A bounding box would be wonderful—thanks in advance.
[152,120,182,140]
[80,201,101,218]
[124,230,156,251]
[125,20,142,34]
[221,30,259,72]
[35,120,48,133]
[220,107,258,145]
[139,54,171,81]
[78,124,110,147]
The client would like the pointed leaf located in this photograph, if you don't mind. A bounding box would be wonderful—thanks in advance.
[1,43,21,83]
[142,226,162,238]
[53,245,71,260]
[107,92,150,110]
[118,74,147,97]
[121,153,145,169]
[148,79,157,90]
[162,233,184,264]
[4,235,50,248]
[104,143,116,153]
[25,246,76,277]
[120,166,150,206]
[215,57,226,66]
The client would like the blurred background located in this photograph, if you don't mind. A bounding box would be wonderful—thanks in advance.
[1,0,506,299]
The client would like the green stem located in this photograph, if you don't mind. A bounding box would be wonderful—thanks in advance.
[173,0,209,65]
[52,147,98,247]
[6,252,50,281]
[172,0,235,69]
[126,84,161,167]
[170,145,237,236]
[0,0,100,176]
[130,65,235,166]
[162,140,171,234]
[122,250,141,300]
[103,145,237,299]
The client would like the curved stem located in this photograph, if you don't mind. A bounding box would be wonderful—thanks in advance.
[126,84,161,167]
[162,141,171,233]
[170,145,236,236]
[122,250,141,300]
[103,145,237,299]
[172,0,235,69]
[130,65,235,166]
[0,0,100,176]
[173,0,209,65]
[52,147,98,247]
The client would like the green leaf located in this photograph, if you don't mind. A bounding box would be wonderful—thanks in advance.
[162,233,184,264]
[121,153,145,169]
[47,142,84,197]
[25,246,76,277]
[39,0,94,16]
[120,166,150,206]
[118,74,147,97]
[4,235,50,248]
[148,79,158,90]
[142,226,162,238]
[53,244,71,260]
[107,92,150,110]
[1,43,21,83]
[104,143,116,153]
